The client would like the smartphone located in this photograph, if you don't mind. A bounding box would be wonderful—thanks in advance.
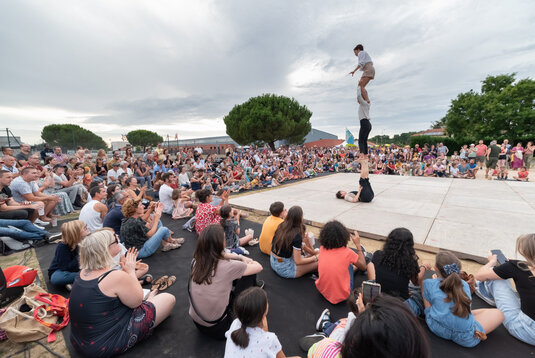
[491,249,508,265]
[362,281,381,305]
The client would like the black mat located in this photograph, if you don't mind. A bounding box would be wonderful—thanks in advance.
[35,217,534,357]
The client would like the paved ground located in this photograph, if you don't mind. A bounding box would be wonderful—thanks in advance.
[230,173,535,259]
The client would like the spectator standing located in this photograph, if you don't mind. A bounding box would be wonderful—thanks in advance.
[524,141,534,169]
[511,142,524,170]
[485,140,501,179]
[475,140,487,169]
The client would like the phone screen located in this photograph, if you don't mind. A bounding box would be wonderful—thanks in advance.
[491,249,508,265]
[362,281,381,304]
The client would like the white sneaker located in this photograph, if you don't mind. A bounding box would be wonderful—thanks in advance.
[33,223,45,230]
[35,219,50,226]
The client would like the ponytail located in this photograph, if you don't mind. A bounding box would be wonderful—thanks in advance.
[231,326,250,349]
[436,251,471,318]
[219,205,232,229]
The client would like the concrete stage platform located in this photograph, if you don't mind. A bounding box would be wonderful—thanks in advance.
[230,174,535,260]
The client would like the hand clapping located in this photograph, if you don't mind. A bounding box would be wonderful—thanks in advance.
[120,247,139,274]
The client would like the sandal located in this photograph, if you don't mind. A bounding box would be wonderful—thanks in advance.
[139,274,153,286]
[158,275,176,291]
[162,242,181,252]
[248,238,259,246]
[171,237,185,245]
[152,275,168,291]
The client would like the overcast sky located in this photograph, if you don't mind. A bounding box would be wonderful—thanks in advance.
[1,0,534,145]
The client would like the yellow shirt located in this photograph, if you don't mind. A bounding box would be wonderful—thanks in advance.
[259,216,284,255]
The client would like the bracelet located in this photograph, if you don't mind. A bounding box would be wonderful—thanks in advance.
[419,265,427,271]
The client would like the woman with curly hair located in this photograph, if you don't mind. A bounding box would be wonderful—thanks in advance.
[367,227,427,316]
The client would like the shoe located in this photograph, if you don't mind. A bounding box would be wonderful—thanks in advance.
[47,233,62,242]
[65,284,72,292]
[34,219,50,226]
[33,223,45,230]
[315,308,331,332]
[239,247,249,255]
[171,237,185,244]
[299,333,327,352]
[474,281,496,306]
[248,238,259,246]
[256,280,265,289]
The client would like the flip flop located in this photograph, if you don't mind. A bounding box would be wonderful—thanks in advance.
[139,274,153,286]
[151,275,168,291]
[158,275,176,291]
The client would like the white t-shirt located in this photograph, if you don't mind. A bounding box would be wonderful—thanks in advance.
[178,173,190,186]
[159,184,174,214]
[117,167,133,177]
[358,50,372,67]
[224,318,281,358]
[357,87,370,120]
[107,169,120,181]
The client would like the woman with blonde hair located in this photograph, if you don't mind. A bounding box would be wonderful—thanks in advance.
[48,220,90,288]
[475,234,535,345]
[69,230,176,357]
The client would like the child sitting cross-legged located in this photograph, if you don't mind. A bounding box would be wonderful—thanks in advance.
[220,205,258,255]
[423,251,504,347]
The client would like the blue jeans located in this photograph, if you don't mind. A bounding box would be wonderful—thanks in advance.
[270,254,296,278]
[425,312,484,347]
[486,279,535,345]
[0,219,48,240]
[50,270,78,286]
[138,226,170,258]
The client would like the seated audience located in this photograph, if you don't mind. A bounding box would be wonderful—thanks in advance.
[308,295,431,358]
[121,199,181,258]
[189,224,262,339]
[220,205,257,255]
[270,206,318,278]
[224,287,299,358]
[51,164,83,208]
[48,220,89,288]
[159,172,175,214]
[259,201,286,255]
[423,251,504,347]
[475,234,535,345]
[194,188,229,235]
[69,230,175,357]
[513,166,529,182]
[0,218,51,242]
[1,155,19,178]
[315,221,367,304]
[171,188,194,219]
[102,191,127,237]
[107,162,121,183]
[79,186,108,232]
[123,177,147,201]
[0,170,42,222]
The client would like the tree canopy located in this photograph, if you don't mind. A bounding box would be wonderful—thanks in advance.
[224,94,312,150]
[41,124,107,150]
[126,130,163,150]
[438,74,535,139]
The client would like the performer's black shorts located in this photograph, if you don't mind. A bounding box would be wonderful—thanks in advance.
[350,178,374,203]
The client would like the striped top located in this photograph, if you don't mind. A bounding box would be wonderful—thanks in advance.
[307,338,342,358]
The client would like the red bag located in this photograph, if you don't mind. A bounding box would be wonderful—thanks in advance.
[33,293,69,342]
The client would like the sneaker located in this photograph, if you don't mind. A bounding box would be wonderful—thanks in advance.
[47,232,62,241]
[299,333,327,352]
[239,247,249,255]
[315,308,331,332]
[248,238,259,246]
[256,280,265,289]
[34,219,50,226]
[474,281,496,306]
[65,284,72,292]
[33,223,45,230]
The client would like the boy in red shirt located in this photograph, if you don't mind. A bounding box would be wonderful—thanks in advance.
[514,166,529,182]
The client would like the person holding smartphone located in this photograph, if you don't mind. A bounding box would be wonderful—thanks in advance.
[475,234,535,346]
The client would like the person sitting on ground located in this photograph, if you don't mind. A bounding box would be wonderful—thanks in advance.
[121,199,182,258]
[194,188,229,235]
[433,160,446,177]
[513,166,529,182]
[158,172,175,214]
[259,201,286,255]
[189,224,263,340]
[79,186,108,233]
[102,191,127,237]
[315,221,368,304]
[117,161,133,178]
[467,158,478,179]
[134,160,151,189]
[0,218,53,242]
[48,220,89,289]
[458,158,470,178]
[15,143,32,167]
[449,161,461,178]
[224,287,299,358]
[422,162,435,177]
[1,155,19,178]
[423,251,504,347]
[69,230,176,357]
[335,157,374,203]
[171,188,194,219]
[270,206,318,278]
[51,164,84,208]
[190,169,205,191]
[0,170,43,223]
[308,295,431,358]
[497,162,508,180]
[220,205,257,255]
[107,162,121,183]
[178,165,191,188]
[123,177,147,201]
[474,234,535,346]
[9,166,61,223]
[367,227,427,316]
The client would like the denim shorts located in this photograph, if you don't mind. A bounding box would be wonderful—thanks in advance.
[425,312,484,347]
[270,254,296,278]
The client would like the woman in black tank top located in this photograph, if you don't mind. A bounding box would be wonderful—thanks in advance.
[69,229,175,357]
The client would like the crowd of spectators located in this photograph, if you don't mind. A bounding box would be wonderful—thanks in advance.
[0,140,533,357]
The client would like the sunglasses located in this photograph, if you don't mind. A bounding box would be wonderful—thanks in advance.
[109,235,119,246]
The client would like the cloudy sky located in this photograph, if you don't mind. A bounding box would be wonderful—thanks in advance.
[1,0,534,145]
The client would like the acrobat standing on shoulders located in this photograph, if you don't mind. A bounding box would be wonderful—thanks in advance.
[336,157,374,203]
[349,44,375,103]
[357,86,371,160]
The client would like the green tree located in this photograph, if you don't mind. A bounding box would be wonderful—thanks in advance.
[440,74,535,139]
[41,124,107,150]
[126,130,163,151]
[224,94,312,150]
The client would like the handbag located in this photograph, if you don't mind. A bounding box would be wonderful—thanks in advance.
[33,292,70,342]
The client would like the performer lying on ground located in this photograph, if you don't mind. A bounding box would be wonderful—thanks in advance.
[349,44,375,103]
[336,158,374,203]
